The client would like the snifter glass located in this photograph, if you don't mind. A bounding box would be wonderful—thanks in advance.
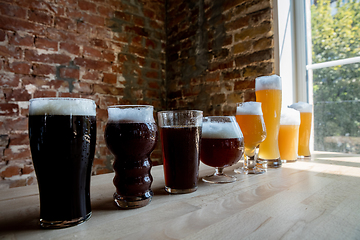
[201,116,244,183]
[29,98,96,228]
[234,102,266,174]
[104,105,158,208]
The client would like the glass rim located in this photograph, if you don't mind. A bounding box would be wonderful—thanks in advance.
[157,110,203,114]
[107,105,154,109]
[30,97,95,103]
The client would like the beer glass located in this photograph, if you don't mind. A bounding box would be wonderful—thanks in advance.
[105,105,158,208]
[234,102,266,174]
[278,108,300,162]
[255,75,282,168]
[201,116,244,183]
[29,98,96,228]
[289,102,312,157]
[157,110,202,194]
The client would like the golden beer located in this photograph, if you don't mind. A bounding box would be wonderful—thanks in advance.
[289,102,312,157]
[278,108,300,161]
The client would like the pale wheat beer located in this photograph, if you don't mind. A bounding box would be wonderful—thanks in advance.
[235,102,266,157]
[255,75,282,167]
[278,108,300,162]
[289,102,312,157]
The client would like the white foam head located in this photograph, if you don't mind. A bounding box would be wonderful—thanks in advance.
[236,102,263,115]
[202,117,243,139]
[107,105,155,123]
[29,98,96,116]
[280,108,300,125]
[289,101,312,113]
[255,74,282,91]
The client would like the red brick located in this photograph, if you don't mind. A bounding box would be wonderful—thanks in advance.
[25,49,71,64]
[35,37,58,51]
[145,39,157,49]
[0,15,44,35]
[83,46,102,59]
[74,58,111,71]
[4,146,31,161]
[0,103,19,116]
[10,134,29,146]
[59,67,80,79]
[73,81,92,93]
[0,29,5,41]
[8,32,34,47]
[145,71,159,79]
[33,90,56,98]
[124,26,149,37]
[82,71,101,81]
[0,73,20,87]
[45,28,77,43]
[0,45,22,59]
[59,92,81,98]
[103,73,117,84]
[100,95,118,108]
[133,15,145,27]
[0,165,21,178]
[0,2,27,18]
[97,6,114,18]
[5,89,31,101]
[113,32,129,43]
[23,165,34,174]
[32,63,55,76]
[111,64,123,74]
[7,62,31,75]
[93,84,124,96]
[148,81,160,89]
[103,50,115,62]
[90,38,108,49]
[4,117,28,131]
[78,0,97,13]
[114,11,132,22]
[60,42,80,55]
[54,16,76,30]
[28,9,53,26]
[22,0,65,15]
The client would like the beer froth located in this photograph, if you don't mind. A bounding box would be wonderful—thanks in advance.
[236,102,263,115]
[255,74,282,91]
[280,108,300,126]
[107,105,154,123]
[289,102,312,113]
[29,98,96,116]
[202,121,242,139]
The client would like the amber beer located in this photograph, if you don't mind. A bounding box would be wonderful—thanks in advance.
[158,110,203,194]
[29,98,96,229]
[289,102,312,157]
[255,75,282,167]
[105,105,158,208]
[278,108,300,161]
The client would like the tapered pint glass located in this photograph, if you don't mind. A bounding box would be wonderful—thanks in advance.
[29,98,96,228]
[289,102,312,157]
[278,108,300,162]
[105,105,158,208]
[255,75,282,168]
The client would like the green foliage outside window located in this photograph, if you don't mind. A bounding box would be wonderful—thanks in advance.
[311,0,360,153]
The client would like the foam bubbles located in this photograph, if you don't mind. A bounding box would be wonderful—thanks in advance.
[280,108,300,125]
[107,105,155,123]
[202,118,243,139]
[289,101,312,113]
[29,98,96,116]
[236,102,263,115]
[255,74,282,91]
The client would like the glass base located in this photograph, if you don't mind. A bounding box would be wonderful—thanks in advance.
[234,167,265,174]
[40,212,91,229]
[258,157,282,168]
[114,190,153,209]
[165,186,197,194]
[282,159,297,163]
[202,173,236,184]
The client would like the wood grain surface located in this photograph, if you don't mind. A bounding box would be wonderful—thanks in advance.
[1,152,360,239]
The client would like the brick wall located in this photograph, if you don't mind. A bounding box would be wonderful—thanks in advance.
[0,0,166,188]
[0,0,274,189]
[166,0,274,115]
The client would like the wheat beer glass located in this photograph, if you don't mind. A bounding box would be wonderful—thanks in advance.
[201,116,244,183]
[255,75,282,168]
[105,105,158,208]
[278,108,300,162]
[29,98,96,228]
[289,102,312,157]
[158,110,202,194]
[234,102,266,174]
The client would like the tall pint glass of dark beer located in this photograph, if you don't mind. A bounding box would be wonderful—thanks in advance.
[157,110,203,194]
[29,98,96,228]
[104,105,158,208]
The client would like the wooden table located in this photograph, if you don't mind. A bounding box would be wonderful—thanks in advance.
[1,152,360,239]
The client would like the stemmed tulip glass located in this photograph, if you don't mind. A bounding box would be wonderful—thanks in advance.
[200,116,244,183]
[234,102,267,174]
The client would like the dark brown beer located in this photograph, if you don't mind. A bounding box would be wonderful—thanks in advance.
[29,114,96,224]
[200,138,243,168]
[105,122,158,199]
[160,126,201,191]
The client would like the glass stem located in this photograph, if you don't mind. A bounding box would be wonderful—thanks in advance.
[215,167,225,176]
[245,155,256,170]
